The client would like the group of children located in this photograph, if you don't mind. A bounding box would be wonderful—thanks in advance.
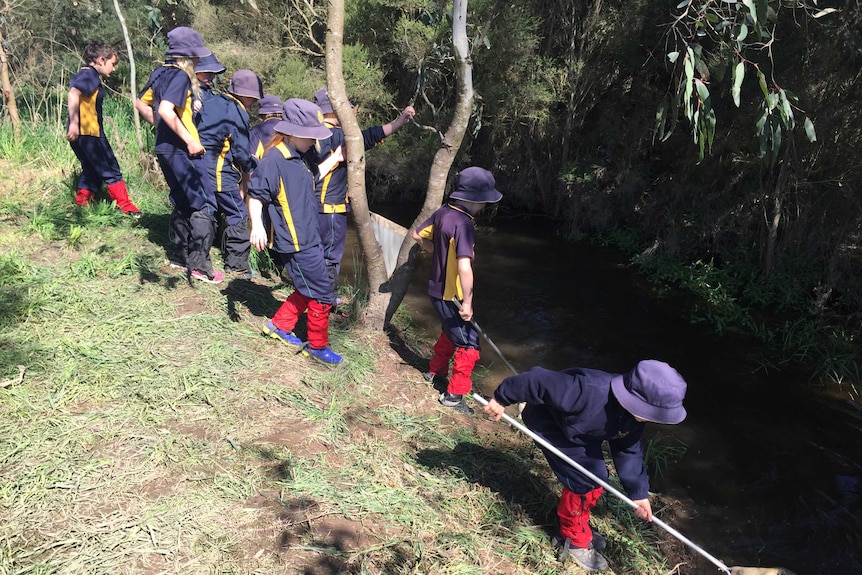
[67,27,413,365]
[67,28,691,572]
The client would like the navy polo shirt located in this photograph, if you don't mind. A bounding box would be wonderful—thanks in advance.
[415,203,476,301]
[493,366,650,500]
[138,64,200,155]
[247,142,321,254]
[68,66,104,138]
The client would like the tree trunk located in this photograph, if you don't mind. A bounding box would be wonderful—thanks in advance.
[385,0,475,324]
[112,0,143,151]
[0,30,21,139]
[324,0,390,328]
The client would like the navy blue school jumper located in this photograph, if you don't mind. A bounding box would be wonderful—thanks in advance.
[249,118,280,160]
[196,92,258,272]
[248,142,335,347]
[492,366,648,547]
[303,122,387,289]
[139,64,214,274]
[67,65,123,191]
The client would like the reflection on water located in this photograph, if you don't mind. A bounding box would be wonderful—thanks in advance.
[342,219,862,574]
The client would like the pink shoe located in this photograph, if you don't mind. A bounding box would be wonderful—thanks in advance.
[190,269,225,284]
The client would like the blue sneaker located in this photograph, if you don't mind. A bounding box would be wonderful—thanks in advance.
[303,346,343,366]
[261,320,303,351]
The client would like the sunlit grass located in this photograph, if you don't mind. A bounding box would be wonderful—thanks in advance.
[0,104,681,575]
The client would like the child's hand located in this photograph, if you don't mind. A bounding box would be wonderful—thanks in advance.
[457,300,473,322]
[398,106,416,129]
[187,140,205,157]
[483,398,506,421]
[67,125,79,142]
[250,226,268,251]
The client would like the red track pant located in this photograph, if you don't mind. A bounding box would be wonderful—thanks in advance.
[558,486,604,548]
[272,291,332,348]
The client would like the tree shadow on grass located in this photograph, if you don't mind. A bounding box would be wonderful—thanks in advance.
[415,440,559,536]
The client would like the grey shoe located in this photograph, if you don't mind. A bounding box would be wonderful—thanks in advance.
[553,532,605,551]
[559,537,609,571]
[439,392,474,414]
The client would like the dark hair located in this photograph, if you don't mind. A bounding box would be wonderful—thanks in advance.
[82,40,117,64]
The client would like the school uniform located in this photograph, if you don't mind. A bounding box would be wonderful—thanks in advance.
[196,92,258,272]
[249,118,280,160]
[491,360,687,557]
[248,141,335,348]
[303,122,388,290]
[138,64,215,274]
[68,65,137,213]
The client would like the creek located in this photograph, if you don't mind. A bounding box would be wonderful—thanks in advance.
[342,215,862,574]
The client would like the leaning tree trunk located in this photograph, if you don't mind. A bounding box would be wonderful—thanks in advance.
[112,0,143,151]
[324,0,390,329]
[384,0,475,325]
[0,30,21,139]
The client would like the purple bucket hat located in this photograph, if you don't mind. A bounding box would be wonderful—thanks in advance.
[257,94,283,116]
[227,69,263,99]
[274,99,332,140]
[449,167,503,204]
[195,53,225,74]
[611,360,688,424]
[313,86,354,114]
[165,27,211,59]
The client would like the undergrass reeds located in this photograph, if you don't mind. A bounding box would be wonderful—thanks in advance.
[1,100,681,574]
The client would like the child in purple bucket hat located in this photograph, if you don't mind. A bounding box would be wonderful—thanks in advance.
[247,99,344,366]
[484,359,688,572]
[135,27,225,282]
[249,94,283,159]
[195,69,263,278]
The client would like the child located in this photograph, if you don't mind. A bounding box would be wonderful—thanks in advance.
[483,360,688,572]
[196,69,263,277]
[66,39,140,216]
[134,27,222,283]
[193,52,225,112]
[249,94,283,159]
[411,167,502,414]
[247,99,343,366]
[307,86,415,297]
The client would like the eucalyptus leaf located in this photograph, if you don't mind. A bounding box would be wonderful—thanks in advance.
[742,0,757,24]
[676,0,690,8]
[757,71,769,99]
[732,62,745,107]
[804,117,817,142]
[737,22,749,42]
[668,51,680,64]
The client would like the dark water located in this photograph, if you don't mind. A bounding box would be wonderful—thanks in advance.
[343,218,862,574]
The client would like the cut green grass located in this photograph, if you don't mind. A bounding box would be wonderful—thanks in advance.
[0,108,683,575]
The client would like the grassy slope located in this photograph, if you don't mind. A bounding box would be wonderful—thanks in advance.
[0,118,684,574]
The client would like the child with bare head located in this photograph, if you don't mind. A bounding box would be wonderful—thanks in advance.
[66,39,140,216]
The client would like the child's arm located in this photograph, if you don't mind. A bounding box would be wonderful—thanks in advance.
[382,105,416,136]
[317,145,343,179]
[456,256,474,321]
[134,98,156,126]
[66,88,81,141]
[157,100,204,156]
[248,197,267,251]
[411,229,433,253]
